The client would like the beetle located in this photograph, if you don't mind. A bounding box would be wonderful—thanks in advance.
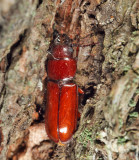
[45,30,83,143]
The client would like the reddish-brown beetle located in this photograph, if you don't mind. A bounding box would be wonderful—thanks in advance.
[45,30,83,143]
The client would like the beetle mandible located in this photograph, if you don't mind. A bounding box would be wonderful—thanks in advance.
[45,30,83,144]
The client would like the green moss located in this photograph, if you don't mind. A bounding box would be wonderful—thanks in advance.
[132,31,138,35]
[123,65,131,72]
[126,84,131,90]
[117,136,128,144]
[135,89,139,94]
[32,11,36,17]
[129,99,136,107]
[78,128,94,147]
[34,46,39,50]
[133,76,139,83]
[130,37,135,41]
[129,112,138,118]
[7,38,12,45]
[119,118,124,129]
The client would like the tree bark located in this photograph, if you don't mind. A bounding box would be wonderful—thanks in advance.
[0,0,138,159]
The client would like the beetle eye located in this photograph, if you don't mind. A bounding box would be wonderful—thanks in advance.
[57,37,60,42]
[54,36,61,44]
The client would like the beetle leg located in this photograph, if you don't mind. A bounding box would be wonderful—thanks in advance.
[77,88,84,119]
[58,141,65,146]
[78,88,84,94]
[76,46,79,58]
[77,111,81,119]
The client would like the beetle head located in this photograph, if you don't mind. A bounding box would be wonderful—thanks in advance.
[48,30,74,59]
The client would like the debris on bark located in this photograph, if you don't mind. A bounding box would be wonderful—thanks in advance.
[0,0,138,159]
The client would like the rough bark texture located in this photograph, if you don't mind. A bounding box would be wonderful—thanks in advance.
[0,0,138,160]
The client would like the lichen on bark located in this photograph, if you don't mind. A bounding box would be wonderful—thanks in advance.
[0,0,138,160]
